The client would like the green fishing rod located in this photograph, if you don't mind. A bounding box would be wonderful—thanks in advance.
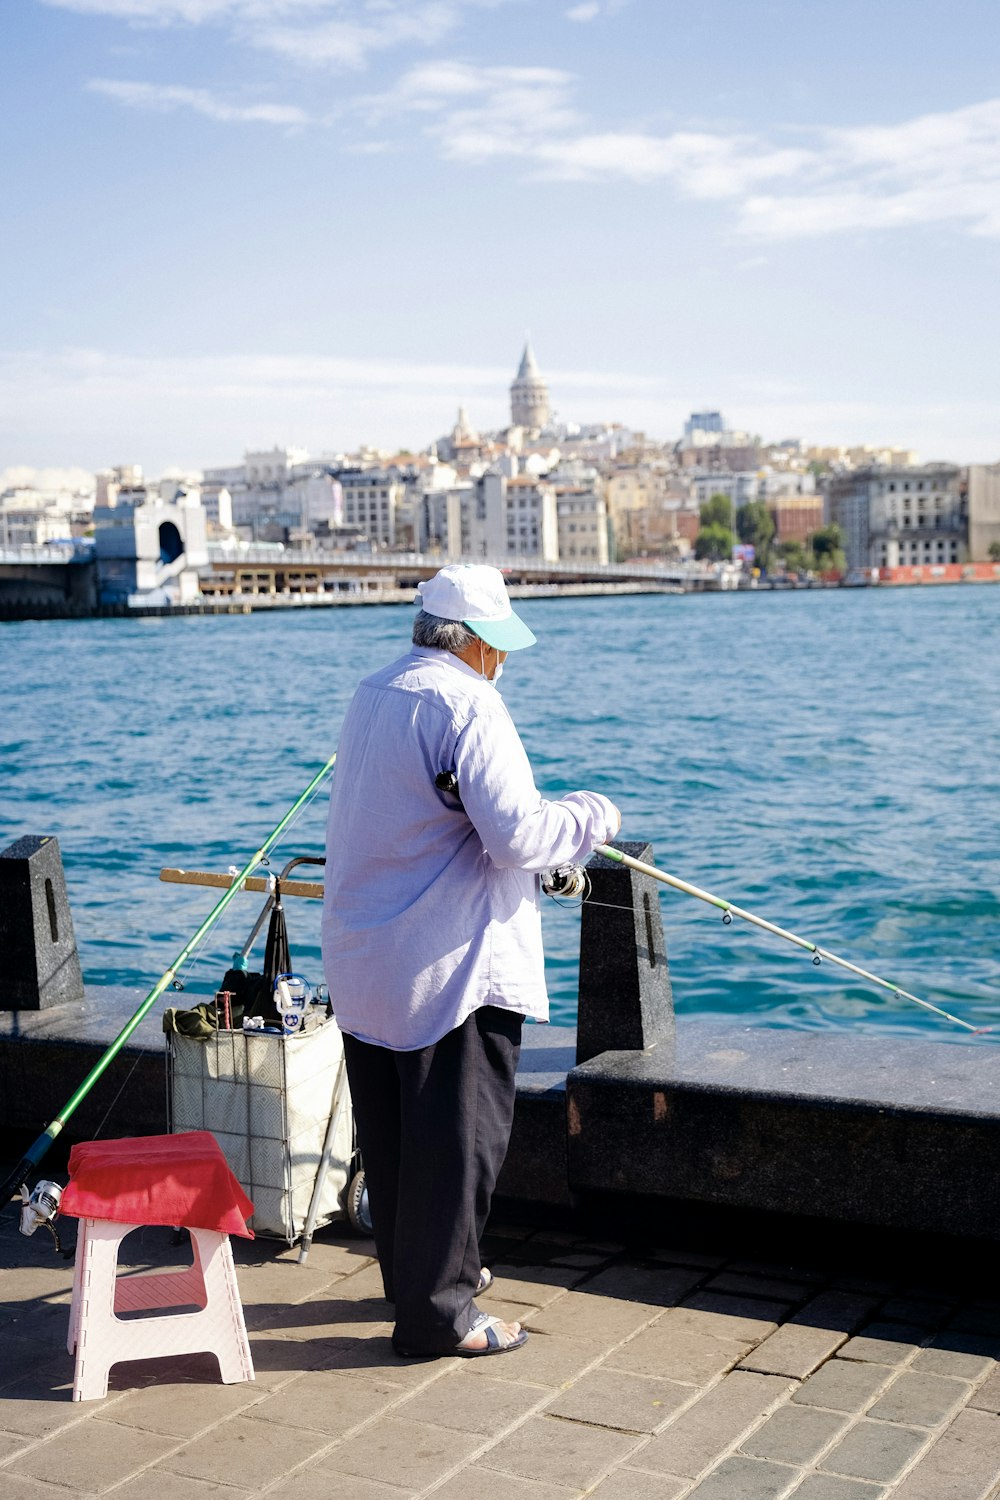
[592,844,987,1035]
[1,752,337,1208]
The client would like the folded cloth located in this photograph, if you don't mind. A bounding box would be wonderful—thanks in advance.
[60,1131,254,1239]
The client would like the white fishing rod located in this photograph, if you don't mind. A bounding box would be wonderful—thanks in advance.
[586,844,989,1036]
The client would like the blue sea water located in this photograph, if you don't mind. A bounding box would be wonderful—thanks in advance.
[2,586,998,1041]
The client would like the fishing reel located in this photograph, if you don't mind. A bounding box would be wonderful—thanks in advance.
[19,1180,64,1252]
[541,864,589,902]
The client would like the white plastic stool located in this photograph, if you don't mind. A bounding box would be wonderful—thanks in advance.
[68,1217,255,1401]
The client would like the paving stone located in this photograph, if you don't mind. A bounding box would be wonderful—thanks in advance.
[739,1322,848,1379]
[318,1334,457,1386]
[948,1307,1000,1337]
[157,1412,331,1488]
[95,1372,265,1437]
[912,1333,999,1380]
[793,1292,882,1335]
[549,1252,610,1268]
[0,1337,69,1394]
[890,1407,1000,1499]
[649,1247,727,1269]
[546,1366,693,1433]
[248,1370,408,1435]
[879,1298,953,1329]
[487,1268,577,1305]
[0,1477,120,1500]
[525,1290,663,1343]
[267,1470,413,1500]
[867,1370,971,1427]
[8,1419,179,1491]
[589,1468,687,1498]
[580,1264,705,1306]
[114,1473,252,1500]
[837,1325,924,1364]
[271,1240,375,1279]
[0,1366,98,1439]
[632,1370,793,1478]
[741,1405,849,1465]
[706,1273,812,1303]
[476,1413,640,1488]
[259,1292,392,1341]
[820,1419,929,1482]
[464,1331,607,1388]
[434,1467,581,1499]
[790,1478,886,1499]
[0,1430,33,1462]
[608,1321,748,1384]
[685,1454,801,1498]
[680,1292,791,1342]
[322,1414,483,1488]
[792,1359,895,1414]
[394,1370,547,1434]
[234,1260,344,1310]
[968,1368,1000,1413]
[729,1260,829,1283]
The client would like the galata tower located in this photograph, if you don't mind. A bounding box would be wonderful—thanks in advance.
[509,341,551,431]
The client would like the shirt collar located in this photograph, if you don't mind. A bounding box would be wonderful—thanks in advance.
[411,645,484,682]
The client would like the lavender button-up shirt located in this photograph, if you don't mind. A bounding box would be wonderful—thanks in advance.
[321,646,618,1050]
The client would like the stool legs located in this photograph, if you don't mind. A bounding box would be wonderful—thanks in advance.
[70,1219,254,1401]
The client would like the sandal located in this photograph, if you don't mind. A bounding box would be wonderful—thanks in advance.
[454,1312,527,1356]
[392,1312,527,1359]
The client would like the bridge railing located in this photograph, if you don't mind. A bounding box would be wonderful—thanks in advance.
[204,545,716,582]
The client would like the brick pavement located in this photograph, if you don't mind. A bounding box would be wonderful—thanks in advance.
[2,1209,1000,1499]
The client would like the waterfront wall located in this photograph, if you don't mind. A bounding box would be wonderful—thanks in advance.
[2,837,998,1241]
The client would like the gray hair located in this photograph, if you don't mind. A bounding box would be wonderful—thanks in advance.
[412,609,478,652]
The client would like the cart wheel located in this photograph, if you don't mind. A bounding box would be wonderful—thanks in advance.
[346,1169,372,1235]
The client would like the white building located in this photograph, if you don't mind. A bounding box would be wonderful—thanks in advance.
[826,465,965,570]
[556,489,609,564]
[339,469,407,549]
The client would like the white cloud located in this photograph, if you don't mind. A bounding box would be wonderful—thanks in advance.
[376,62,1000,239]
[42,0,483,70]
[256,4,462,69]
[88,78,310,123]
[45,0,1000,239]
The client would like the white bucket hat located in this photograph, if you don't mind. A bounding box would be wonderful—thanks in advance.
[416,564,536,651]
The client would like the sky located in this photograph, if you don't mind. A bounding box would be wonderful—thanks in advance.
[5,0,1000,474]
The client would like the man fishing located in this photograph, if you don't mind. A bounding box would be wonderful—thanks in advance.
[321,563,620,1357]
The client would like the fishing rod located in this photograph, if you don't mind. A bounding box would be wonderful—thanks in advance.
[587,844,987,1035]
[0,752,338,1210]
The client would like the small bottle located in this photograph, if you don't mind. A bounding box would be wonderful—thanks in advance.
[274,973,308,1035]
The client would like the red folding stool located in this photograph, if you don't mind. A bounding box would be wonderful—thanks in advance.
[61,1132,255,1402]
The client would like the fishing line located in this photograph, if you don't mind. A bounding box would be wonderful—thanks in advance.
[541,848,990,1036]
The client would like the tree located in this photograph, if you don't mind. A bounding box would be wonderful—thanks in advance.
[694,492,735,561]
[699,492,734,530]
[810,523,846,575]
[736,500,775,571]
[989,540,1000,561]
[776,539,811,575]
[694,522,736,561]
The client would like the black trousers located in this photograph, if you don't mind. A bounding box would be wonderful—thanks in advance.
[341,1005,522,1353]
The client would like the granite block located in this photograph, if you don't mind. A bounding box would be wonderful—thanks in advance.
[792,1359,896,1414]
[820,1419,929,1483]
[889,1408,1000,1499]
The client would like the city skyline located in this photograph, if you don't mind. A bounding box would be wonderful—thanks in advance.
[5,1,1000,470]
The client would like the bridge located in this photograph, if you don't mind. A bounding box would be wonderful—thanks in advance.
[0,541,736,618]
